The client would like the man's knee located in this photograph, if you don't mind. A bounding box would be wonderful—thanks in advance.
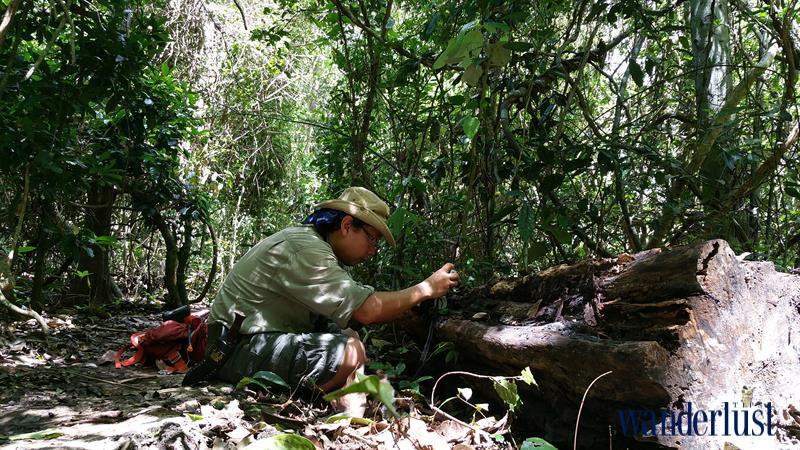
[341,336,366,372]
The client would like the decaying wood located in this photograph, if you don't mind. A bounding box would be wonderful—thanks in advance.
[401,239,800,449]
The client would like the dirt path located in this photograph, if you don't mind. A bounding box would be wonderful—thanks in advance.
[0,309,512,449]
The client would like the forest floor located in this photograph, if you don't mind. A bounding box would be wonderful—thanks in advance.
[0,303,513,450]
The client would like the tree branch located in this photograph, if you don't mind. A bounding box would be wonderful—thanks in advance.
[648,43,779,248]
[191,212,218,304]
[232,0,248,30]
[0,0,21,49]
[329,0,421,63]
[0,166,49,333]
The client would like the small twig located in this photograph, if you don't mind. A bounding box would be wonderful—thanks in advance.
[23,15,67,81]
[574,371,613,450]
[118,374,158,384]
[92,325,131,333]
[232,0,248,29]
[259,407,307,425]
[75,372,148,390]
[342,428,378,448]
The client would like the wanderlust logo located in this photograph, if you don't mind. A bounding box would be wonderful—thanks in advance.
[617,402,776,437]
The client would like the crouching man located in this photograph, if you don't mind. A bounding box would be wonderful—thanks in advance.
[184,187,458,414]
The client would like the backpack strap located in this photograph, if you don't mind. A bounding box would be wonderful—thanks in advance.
[160,348,188,373]
[114,331,147,368]
[115,345,145,368]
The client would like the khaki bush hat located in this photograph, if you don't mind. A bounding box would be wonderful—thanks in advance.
[314,187,396,246]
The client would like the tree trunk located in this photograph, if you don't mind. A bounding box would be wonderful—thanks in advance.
[30,219,49,310]
[70,184,120,311]
[400,240,800,449]
[152,211,182,309]
[691,0,736,226]
[176,210,193,305]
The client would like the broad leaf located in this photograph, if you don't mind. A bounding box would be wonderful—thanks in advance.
[8,429,64,441]
[243,433,315,450]
[483,21,510,33]
[488,43,512,67]
[252,371,290,389]
[323,374,398,418]
[433,28,484,69]
[520,437,559,449]
[629,60,644,87]
[492,377,521,412]
[461,117,480,139]
[518,204,534,242]
[462,64,483,86]
[520,367,537,386]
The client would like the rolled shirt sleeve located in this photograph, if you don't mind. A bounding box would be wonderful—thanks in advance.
[281,246,375,329]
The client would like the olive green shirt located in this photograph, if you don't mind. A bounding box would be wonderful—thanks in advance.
[208,225,375,334]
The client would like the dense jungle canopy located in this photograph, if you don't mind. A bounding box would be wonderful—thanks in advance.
[1,0,800,343]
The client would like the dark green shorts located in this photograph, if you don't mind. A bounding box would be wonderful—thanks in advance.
[216,331,348,388]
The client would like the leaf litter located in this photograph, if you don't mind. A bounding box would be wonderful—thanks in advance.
[0,307,518,449]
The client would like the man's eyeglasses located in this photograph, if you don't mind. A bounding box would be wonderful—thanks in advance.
[361,227,381,249]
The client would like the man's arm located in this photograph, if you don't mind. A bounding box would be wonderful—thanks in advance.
[352,263,459,325]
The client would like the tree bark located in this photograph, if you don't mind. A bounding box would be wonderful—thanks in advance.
[69,184,120,311]
[190,213,218,304]
[152,211,182,309]
[400,240,800,449]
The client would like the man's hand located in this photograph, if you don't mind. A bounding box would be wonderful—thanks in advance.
[419,262,460,300]
[352,262,460,325]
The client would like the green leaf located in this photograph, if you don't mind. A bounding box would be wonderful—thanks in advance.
[8,429,64,441]
[483,21,510,33]
[461,116,480,139]
[521,437,559,450]
[520,367,537,386]
[488,43,512,67]
[492,377,521,412]
[93,235,117,246]
[185,413,203,421]
[370,338,390,349]
[16,246,36,253]
[504,42,534,52]
[323,374,398,418]
[550,226,572,245]
[457,20,480,34]
[243,433,316,450]
[433,28,484,69]
[629,60,644,87]
[252,371,290,389]
[325,413,352,423]
[462,64,483,86]
[387,206,408,239]
[402,176,426,194]
[518,204,534,242]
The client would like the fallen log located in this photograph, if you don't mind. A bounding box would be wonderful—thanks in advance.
[401,240,800,449]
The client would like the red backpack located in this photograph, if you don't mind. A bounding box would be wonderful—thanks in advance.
[115,314,207,373]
